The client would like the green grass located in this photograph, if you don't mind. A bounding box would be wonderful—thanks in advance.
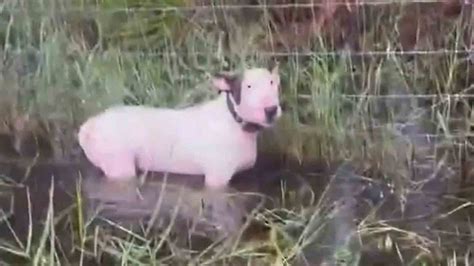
[0,0,473,265]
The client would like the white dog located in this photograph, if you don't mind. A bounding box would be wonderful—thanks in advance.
[78,64,282,189]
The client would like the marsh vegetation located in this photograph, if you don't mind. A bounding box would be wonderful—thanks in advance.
[0,0,473,265]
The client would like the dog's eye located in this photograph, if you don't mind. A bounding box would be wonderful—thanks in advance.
[270,80,274,85]
[247,85,252,89]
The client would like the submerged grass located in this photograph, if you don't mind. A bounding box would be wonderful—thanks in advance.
[0,0,473,265]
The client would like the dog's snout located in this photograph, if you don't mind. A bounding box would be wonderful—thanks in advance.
[264,105,278,122]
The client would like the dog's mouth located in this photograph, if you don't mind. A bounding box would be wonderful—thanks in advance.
[261,117,279,128]
[265,116,278,125]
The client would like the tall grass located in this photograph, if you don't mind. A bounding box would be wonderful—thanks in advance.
[0,0,473,265]
[1,0,470,162]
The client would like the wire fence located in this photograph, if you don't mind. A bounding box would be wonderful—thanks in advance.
[4,1,474,13]
[5,1,471,47]
[6,48,472,58]
[1,0,473,103]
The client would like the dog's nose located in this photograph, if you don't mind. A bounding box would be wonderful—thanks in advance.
[264,105,279,122]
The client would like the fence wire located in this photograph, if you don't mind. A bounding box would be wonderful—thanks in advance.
[1,0,473,104]
[4,1,474,14]
[7,48,472,58]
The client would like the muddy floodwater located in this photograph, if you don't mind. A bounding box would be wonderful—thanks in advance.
[0,117,473,265]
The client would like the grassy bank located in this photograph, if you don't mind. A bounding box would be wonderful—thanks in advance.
[0,0,473,265]
[0,0,472,162]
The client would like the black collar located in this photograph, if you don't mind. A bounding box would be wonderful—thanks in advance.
[224,92,264,133]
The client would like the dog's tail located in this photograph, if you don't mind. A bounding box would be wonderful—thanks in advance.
[78,118,97,153]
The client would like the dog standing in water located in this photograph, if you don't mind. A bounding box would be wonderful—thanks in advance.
[78,64,282,190]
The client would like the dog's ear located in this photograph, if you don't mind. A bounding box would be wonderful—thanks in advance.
[211,72,237,92]
[268,60,279,75]
[268,60,280,85]
[211,72,243,104]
